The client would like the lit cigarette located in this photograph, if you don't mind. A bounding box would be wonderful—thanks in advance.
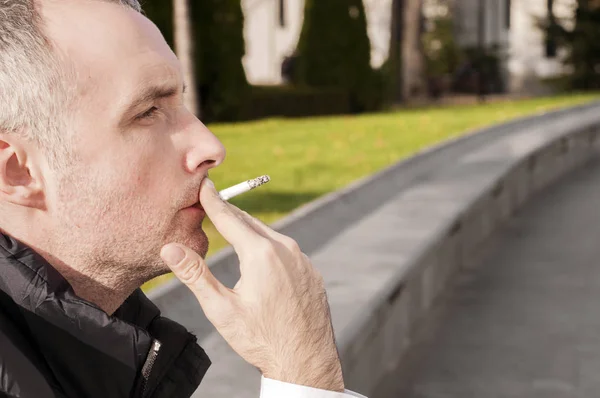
[219,175,271,201]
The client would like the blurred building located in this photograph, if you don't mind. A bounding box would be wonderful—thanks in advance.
[507,0,575,94]
[242,0,575,94]
[241,0,301,85]
[453,0,575,94]
[241,0,392,85]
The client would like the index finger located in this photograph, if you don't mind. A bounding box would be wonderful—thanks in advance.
[199,178,264,252]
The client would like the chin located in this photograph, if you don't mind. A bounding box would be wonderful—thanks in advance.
[138,230,209,284]
[171,228,210,258]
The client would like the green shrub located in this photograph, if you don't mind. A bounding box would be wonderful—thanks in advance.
[541,1,600,91]
[143,0,248,122]
[294,0,379,113]
[562,2,600,90]
[460,45,505,94]
[191,0,249,122]
[423,15,463,80]
[241,86,351,120]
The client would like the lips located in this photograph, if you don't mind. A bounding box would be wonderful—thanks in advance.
[182,203,206,221]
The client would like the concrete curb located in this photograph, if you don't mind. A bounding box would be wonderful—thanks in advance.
[336,112,600,395]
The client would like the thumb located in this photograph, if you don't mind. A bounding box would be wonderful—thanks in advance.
[160,243,229,304]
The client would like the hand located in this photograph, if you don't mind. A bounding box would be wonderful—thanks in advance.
[160,178,345,392]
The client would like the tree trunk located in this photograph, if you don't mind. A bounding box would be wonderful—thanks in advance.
[173,0,200,117]
[402,0,426,100]
[389,0,404,103]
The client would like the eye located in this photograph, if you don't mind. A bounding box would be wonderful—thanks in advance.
[136,106,160,120]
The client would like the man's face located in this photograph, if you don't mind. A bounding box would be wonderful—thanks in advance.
[40,1,225,282]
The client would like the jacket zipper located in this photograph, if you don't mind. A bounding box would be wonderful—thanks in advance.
[140,340,162,397]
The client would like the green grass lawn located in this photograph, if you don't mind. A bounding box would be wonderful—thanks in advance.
[143,93,600,292]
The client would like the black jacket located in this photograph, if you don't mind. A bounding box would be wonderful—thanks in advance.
[0,233,211,398]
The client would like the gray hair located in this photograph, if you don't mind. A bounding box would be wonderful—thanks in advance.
[0,0,142,168]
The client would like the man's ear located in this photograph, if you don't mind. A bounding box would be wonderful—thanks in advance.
[0,136,45,209]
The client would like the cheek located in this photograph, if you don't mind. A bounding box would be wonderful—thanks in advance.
[118,138,183,202]
[99,144,169,207]
[55,134,182,233]
[102,173,165,226]
[100,163,182,234]
[54,165,152,230]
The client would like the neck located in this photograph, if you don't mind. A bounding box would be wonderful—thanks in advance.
[1,223,139,315]
[55,260,138,314]
[36,246,141,315]
[0,210,157,315]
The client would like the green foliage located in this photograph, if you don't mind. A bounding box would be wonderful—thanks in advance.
[191,0,249,122]
[294,0,381,112]
[423,15,463,79]
[460,45,505,94]
[378,57,397,104]
[360,65,389,111]
[143,0,248,122]
[542,1,600,90]
[241,86,351,120]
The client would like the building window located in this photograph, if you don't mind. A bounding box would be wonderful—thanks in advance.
[279,0,286,28]
[546,0,557,57]
[505,0,511,29]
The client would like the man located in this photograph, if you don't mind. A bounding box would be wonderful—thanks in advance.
[0,1,366,397]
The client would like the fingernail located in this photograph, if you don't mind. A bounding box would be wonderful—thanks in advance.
[161,245,185,266]
[204,178,215,189]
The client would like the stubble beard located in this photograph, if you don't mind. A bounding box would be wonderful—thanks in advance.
[128,218,210,284]
[54,169,210,290]
[54,204,210,292]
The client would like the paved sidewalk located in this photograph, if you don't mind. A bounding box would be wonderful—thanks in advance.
[383,158,600,398]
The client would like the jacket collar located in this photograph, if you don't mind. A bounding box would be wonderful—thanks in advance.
[0,232,209,397]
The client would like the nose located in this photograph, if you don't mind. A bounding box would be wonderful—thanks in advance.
[184,119,226,173]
